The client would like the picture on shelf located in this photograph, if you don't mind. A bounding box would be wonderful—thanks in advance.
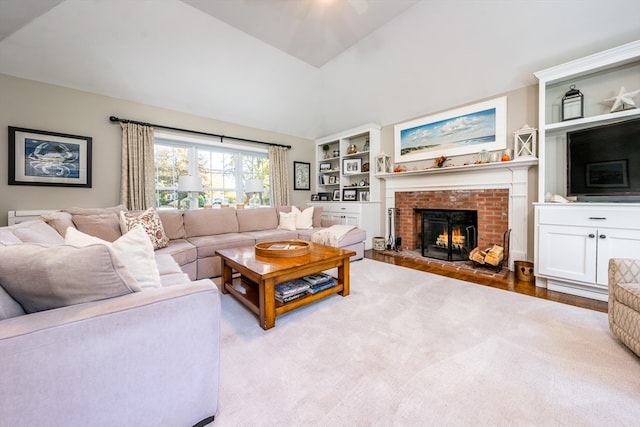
[319,192,332,201]
[311,194,320,201]
[343,158,361,174]
[329,175,336,184]
[332,189,340,201]
[358,191,369,201]
[343,188,357,201]
[319,162,331,171]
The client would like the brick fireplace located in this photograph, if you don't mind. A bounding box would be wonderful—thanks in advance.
[379,159,537,270]
[396,189,509,252]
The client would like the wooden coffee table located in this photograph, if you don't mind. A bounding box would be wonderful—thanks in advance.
[216,242,355,330]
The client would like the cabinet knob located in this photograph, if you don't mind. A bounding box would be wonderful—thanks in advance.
[588,234,595,238]
[599,234,606,239]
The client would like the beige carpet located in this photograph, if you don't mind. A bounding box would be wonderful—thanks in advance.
[214,259,640,426]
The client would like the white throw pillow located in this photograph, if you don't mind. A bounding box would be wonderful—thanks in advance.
[277,211,297,231]
[293,206,314,230]
[65,225,162,289]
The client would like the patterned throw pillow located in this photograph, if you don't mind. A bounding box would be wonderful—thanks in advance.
[120,208,169,250]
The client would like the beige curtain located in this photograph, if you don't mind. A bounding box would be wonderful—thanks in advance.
[269,146,290,207]
[120,123,155,210]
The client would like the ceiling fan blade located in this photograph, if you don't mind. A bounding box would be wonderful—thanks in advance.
[348,0,369,15]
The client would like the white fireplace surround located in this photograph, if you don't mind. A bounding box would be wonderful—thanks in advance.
[378,158,538,270]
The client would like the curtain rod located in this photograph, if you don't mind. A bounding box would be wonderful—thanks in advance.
[109,116,291,149]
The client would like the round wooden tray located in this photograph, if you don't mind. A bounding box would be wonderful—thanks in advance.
[255,240,310,258]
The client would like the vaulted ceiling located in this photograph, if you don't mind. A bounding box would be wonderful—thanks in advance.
[0,0,638,139]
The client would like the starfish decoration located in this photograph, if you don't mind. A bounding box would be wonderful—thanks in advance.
[603,86,640,112]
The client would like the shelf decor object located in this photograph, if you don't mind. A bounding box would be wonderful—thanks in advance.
[178,175,203,210]
[375,152,390,174]
[514,124,537,158]
[603,86,640,112]
[561,85,584,121]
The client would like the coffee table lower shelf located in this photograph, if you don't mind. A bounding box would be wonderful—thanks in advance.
[224,277,344,318]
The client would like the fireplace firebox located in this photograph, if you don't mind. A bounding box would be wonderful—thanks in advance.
[417,209,477,261]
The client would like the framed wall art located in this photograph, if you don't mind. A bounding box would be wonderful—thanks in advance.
[8,126,92,187]
[294,161,310,190]
[394,96,507,163]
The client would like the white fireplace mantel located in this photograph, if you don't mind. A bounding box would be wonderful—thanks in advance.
[378,158,538,270]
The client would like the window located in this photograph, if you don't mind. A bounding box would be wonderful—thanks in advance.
[154,133,269,209]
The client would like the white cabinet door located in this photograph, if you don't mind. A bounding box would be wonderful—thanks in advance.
[595,228,640,286]
[538,225,597,283]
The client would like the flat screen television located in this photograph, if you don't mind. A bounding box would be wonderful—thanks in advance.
[566,117,640,202]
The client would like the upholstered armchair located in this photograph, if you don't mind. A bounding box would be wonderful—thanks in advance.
[608,258,640,357]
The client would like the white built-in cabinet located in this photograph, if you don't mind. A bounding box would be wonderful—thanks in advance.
[533,41,640,301]
[535,204,640,301]
[309,124,382,249]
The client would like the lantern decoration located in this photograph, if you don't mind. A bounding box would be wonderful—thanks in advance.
[561,85,584,121]
[514,124,537,158]
[375,152,391,174]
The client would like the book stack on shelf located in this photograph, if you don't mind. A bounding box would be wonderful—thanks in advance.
[302,273,336,294]
[274,273,336,303]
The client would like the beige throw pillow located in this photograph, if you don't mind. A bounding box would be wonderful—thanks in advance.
[65,225,162,289]
[293,206,314,230]
[120,208,169,249]
[277,211,297,231]
[0,243,141,314]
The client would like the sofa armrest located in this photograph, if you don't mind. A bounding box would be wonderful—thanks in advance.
[0,281,220,427]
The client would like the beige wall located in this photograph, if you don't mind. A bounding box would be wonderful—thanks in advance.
[0,74,314,226]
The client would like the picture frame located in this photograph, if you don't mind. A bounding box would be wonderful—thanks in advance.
[394,96,507,163]
[319,162,332,171]
[343,188,357,201]
[294,161,310,190]
[343,158,362,174]
[358,191,370,201]
[8,126,92,187]
[319,192,331,201]
[332,189,341,201]
[329,175,336,184]
[311,194,320,201]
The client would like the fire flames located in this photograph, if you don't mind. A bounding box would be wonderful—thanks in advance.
[436,227,466,249]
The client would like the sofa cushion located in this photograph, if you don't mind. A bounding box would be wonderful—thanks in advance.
[0,228,23,245]
[184,208,239,237]
[0,285,25,320]
[65,225,162,289]
[0,243,141,313]
[236,207,278,232]
[65,205,128,216]
[9,220,65,245]
[72,213,122,242]
[187,233,254,258]
[120,208,170,249]
[241,229,299,243]
[155,239,197,267]
[157,209,186,240]
[39,211,75,237]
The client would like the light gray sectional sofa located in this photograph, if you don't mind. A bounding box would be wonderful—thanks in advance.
[0,204,365,426]
[0,216,220,427]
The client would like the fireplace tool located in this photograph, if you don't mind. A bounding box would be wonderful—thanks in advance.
[387,208,400,251]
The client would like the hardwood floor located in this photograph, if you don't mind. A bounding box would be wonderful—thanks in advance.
[365,249,608,313]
